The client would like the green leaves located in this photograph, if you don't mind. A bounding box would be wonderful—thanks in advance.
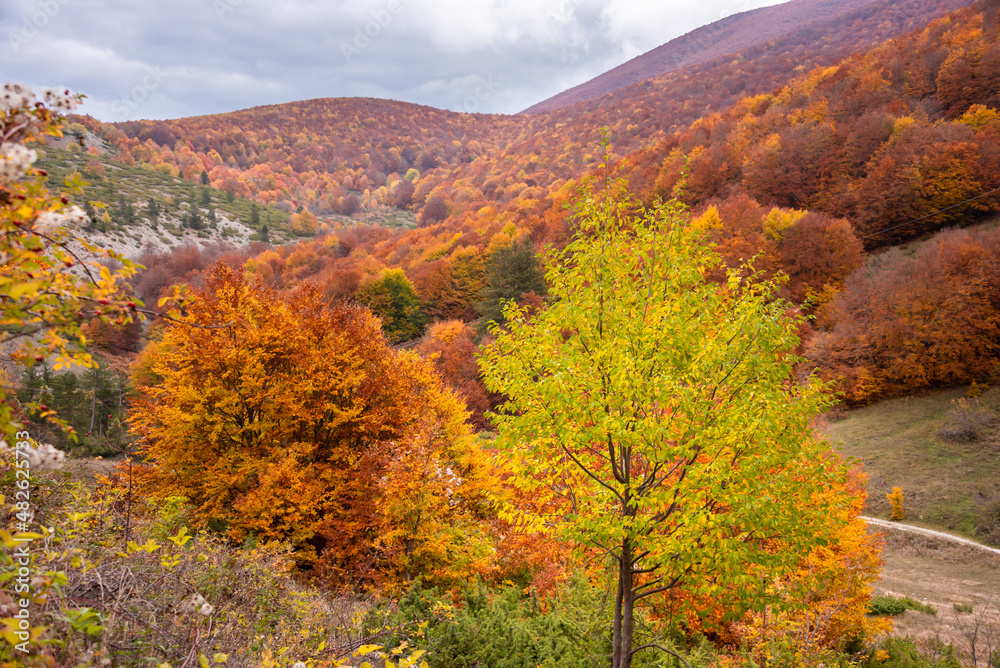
[480,175,850,631]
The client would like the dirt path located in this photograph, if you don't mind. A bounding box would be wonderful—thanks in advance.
[863,516,1000,556]
[869,519,1000,666]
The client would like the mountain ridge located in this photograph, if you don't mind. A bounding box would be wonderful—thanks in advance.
[522,0,956,114]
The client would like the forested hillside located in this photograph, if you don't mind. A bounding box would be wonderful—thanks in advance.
[523,0,954,113]
[6,1,1000,665]
[60,0,1000,418]
[78,0,972,240]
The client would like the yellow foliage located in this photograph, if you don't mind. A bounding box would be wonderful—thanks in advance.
[891,116,917,138]
[762,207,808,240]
[959,104,1000,132]
[427,320,467,345]
[289,210,318,236]
[887,487,905,521]
[729,471,890,663]
[691,205,723,232]
[485,231,515,259]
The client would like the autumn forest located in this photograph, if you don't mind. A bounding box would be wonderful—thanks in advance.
[3,0,1000,666]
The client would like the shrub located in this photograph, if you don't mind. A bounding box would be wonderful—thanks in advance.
[859,638,964,667]
[0,453,429,667]
[887,487,905,521]
[372,577,713,668]
[975,489,1000,545]
[867,595,935,617]
[867,595,908,616]
[938,397,997,443]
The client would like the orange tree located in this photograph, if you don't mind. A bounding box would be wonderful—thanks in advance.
[128,265,495,589]
[1,83,143,441]
[479,178,856,668]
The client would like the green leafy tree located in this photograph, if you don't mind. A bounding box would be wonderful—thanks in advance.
[479,179,850,668]
[144,198,160,225]
[117,197,136,226]
[476,238,547,328]
[356,268,427,344]
[186,202,202,230]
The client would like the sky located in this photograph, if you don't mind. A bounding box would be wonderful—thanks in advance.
[1,0,785,122]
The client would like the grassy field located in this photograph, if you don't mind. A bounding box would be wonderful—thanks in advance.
[823,386,1000,539]
[822,388,1000,662]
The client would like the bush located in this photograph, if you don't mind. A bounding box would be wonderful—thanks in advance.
[938,397,997,443]
[867,595,908,616]
[867,595,936,617]
[372,577,712,668]
[887,487,905,521]
[0,454,427,667]
[975,489,1000,546]
[859,638,964,668]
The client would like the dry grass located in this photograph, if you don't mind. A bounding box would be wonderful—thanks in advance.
[823,386,1000,539]
[874,529,1000,666]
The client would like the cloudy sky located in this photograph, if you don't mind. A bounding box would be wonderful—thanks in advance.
[2,0,784,121]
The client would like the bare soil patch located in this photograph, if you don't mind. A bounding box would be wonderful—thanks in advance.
[875,528,1000,665]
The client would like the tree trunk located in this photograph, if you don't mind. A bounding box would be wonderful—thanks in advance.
[612,538,635,668]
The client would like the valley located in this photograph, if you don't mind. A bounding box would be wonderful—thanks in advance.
[3,0,1000,665]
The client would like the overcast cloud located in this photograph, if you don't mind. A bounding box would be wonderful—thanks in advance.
[1,0,783,121]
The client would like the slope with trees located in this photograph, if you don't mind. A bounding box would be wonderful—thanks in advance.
[626,1,1000,246]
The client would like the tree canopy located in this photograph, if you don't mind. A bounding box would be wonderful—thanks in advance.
[130,266,494,587]
[479,179,853,667]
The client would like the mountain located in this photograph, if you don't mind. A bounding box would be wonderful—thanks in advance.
[106,98,525,220]
[523,0,973,114]
[27,0,999,458]
[69,0,973,252]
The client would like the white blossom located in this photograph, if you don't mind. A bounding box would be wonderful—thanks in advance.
[40,87,77,112]
[0,142,38,182]
[1,82,35,112]
[34,211,66,235]
[64,205,89,226]
[179,593,213,616]
[12,442,66,470]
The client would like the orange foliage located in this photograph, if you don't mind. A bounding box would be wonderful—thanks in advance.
[416,320,492,431]
[725,468,889,664]
[806,225,1000,404]
[129,265,496,589]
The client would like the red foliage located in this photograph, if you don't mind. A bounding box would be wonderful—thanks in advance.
[806,225,1000,404]
[416,321,492,431]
